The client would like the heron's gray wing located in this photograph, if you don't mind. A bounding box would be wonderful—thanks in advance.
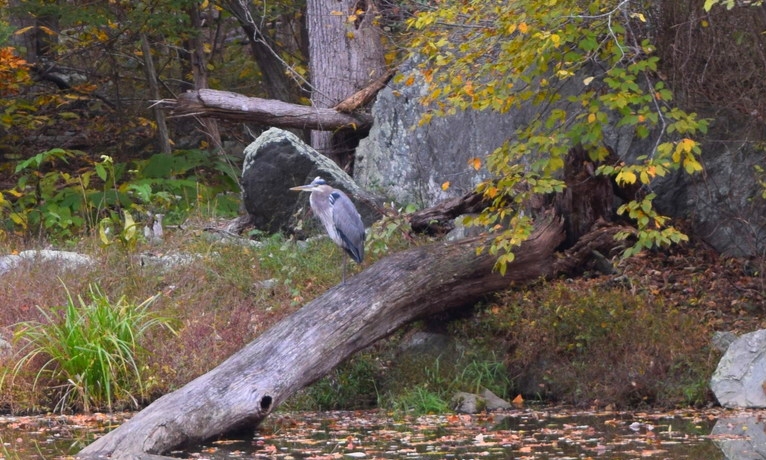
[329,191,365,263]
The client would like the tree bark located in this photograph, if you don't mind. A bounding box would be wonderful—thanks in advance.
[409,192,488,235]
[159,89,372,131]
[307,0,387,166]
[220,0,305,103]
[140,34,171,154]
[77,213,566,459]
[186,2,222,151]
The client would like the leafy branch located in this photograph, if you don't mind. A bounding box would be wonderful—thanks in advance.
[406,0,708,270]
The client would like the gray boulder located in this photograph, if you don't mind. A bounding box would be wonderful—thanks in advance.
[354,59,511,209]
[240,128,381,234]
[710,329,766,408]
[355,58,766,256]
[354,59,637,210]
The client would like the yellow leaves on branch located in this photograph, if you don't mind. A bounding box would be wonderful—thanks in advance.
[672,138,703,174]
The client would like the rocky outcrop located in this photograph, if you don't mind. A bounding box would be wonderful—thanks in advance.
[355,59,766,256]
[354,59,511,209]
[710,329,766,408]
[240,128,382,234]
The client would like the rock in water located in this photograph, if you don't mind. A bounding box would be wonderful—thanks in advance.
[710,329,766,408]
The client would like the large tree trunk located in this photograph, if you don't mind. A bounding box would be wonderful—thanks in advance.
[307,0,386,167]
[77,214,566,459]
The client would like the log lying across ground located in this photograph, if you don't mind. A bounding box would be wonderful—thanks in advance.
[77,214,565,459]
[157,89,373,130]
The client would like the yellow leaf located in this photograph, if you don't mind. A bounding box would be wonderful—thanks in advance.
[330,10,343,15]
[616,170,637,185]
[486,186,498,198]
[512,394,524,406]
[441,181,450,191]
[469,157,482,170]
[518,22,529,34]
[678,138,696,153]
[550,33,560,46]
[630,12,646,22]
[683,157,703,174]
[587,113,596,123]
[583,76,594,86]
[464,80,474,96]
[346,31,355,39]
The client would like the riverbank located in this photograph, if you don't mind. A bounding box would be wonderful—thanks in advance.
[0,223,764,414]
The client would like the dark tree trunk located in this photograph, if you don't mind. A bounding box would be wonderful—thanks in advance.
[185,2,222,151]
[221,0,304,104]
[77,214,566,459]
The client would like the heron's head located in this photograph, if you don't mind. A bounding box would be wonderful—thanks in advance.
[290,177,328,192]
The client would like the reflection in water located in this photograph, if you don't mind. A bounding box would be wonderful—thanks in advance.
[711,415,766,460]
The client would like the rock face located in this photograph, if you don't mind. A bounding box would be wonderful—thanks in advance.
[354,59,639,209]
[355,59,766,256]
[710,329,766,408]
[354,60,511,208]
[240,128,382,234]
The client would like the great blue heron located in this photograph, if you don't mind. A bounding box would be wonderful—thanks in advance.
[290,177,365,281]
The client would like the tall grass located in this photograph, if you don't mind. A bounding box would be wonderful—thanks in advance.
[4,283,175,413]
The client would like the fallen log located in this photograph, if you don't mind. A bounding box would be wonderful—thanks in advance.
[77,213,565,459]
[157,89,373,130]
[409,191,488,235]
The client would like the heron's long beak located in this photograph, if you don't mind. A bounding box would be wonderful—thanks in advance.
[289,184,314,191]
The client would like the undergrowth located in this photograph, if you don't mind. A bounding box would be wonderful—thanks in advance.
[0,207,724,414]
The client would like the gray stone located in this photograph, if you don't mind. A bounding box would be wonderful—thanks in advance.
[480,388,512,411]
[451,389,511,413]
[711,415,766,459]
[452,391,482,413]
[652,134,766,258]
[0,334,11,358]
[710,329,766,408]
[0,250,94,275]
[398,331,454,357]
[355,58,509,209]
[240,128,381,234]
[712,331,739,353]
[355,59,637,210]
[138,252,199,270]
[356,58,766,257]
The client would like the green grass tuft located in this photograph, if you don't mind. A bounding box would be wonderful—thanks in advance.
[3,283,175,413]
